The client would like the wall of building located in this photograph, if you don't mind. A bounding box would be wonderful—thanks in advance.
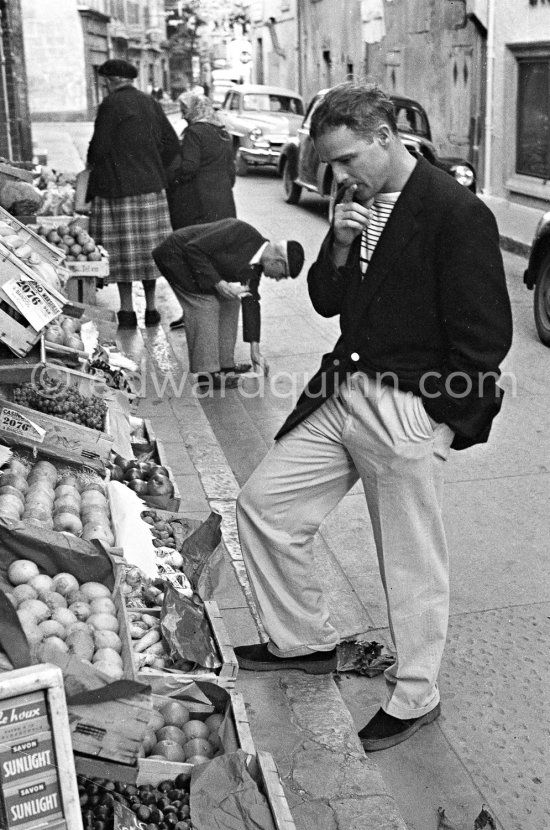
[249,0,300,92]
[21,0,88,119]
[490,0,550,208]
[363,0,485,168]
[298,0,363,104]
[0,0,33,161]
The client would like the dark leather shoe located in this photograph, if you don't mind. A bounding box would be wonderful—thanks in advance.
[195,371,240,390]
[359,703,441,751]
[235,643,337,674]
[117,310,137,329]
[169,315,185,330]
[220,363,252,375]
[145,309,161,326]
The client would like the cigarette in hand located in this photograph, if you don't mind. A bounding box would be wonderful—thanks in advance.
[342,184,358,203]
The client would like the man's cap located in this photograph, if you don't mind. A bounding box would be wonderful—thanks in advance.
[98,59,138,79]
[285,240,305,278]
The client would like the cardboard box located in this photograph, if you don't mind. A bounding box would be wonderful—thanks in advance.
[0,396,113,471]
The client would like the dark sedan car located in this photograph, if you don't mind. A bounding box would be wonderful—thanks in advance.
[279,90,476,209]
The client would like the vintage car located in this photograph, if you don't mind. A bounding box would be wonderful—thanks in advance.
[216,83,305,176]
[279,90,476,209]
[523,212,550,346]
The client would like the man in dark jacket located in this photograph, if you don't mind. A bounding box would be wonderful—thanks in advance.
[233,83,513,751]
[152,218,304,387]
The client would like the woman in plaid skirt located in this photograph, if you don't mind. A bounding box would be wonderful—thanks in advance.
[87,59,180,328]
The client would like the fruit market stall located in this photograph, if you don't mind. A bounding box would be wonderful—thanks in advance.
[0,195,298,828]
[0,512,296,830]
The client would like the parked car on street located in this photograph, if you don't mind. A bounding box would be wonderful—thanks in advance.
[279,90,476,209]
[523,212,550,345]
[217,84,304,176]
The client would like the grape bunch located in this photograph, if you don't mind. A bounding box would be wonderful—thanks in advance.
[12,383,107,430]
[78,774,195,830]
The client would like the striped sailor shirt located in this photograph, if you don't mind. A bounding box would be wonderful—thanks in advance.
[359,191,401,276]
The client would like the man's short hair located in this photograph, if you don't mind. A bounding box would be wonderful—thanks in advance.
[310,82,398,142]
[98,59,138,80]
[285,241,305,279]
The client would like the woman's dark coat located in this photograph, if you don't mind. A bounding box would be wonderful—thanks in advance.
[167,122,236,230]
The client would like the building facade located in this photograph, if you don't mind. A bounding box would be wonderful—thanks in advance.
[0,0,33,161]
[489,0,550,209]
[21,0,169,120]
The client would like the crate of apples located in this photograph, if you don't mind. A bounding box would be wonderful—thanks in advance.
[4,559,126,680]
[37,221,102,263]
[0,457,114,545]
[142,698,223,767]
[107,455,179,510]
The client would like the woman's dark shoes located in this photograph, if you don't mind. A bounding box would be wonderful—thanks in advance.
[117,310,137,329]
[358,703,441,751]
[169,315,185,330]
[195,371,240,390]
[220,363,252,374]
[234,643,337,674]
[145,309,161,326]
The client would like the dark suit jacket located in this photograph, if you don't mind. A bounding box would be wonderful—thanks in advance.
[276,158,513,451]
[152,218,267,342]
[87,86,180,200]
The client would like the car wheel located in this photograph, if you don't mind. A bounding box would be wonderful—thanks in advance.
[235,149,248,177]
[534,252,550,346]
[282,160,301,204]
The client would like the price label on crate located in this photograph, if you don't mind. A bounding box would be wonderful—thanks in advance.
[2,276,63,330]
[0,407,46,443]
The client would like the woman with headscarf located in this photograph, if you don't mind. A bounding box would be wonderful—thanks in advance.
[87,59,180,328]
[167,93,237,231]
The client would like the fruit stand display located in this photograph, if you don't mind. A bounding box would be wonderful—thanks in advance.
[0,200,298,829]
[34,218,108,305]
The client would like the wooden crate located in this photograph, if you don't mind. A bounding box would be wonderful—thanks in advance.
[0,339,89,385]
[74,698,296,829]
[256,752,297,830]
[74,687,254,786]
[0,395,113,471]
[0,247,42,357]
[0,205,66,268]
[64,275,97,305]
[130,600,238,690]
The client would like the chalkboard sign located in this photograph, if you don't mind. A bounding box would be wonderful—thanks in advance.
[0,664,82,830]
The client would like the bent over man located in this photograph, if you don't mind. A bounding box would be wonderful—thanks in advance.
[234,82,513,751]
[152,218,304,387]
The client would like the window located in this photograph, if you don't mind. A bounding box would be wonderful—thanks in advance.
[394,105,430,138]
[517,59,550,179]
[242,94,303,114]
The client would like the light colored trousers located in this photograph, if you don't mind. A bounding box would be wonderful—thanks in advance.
[177,290,240,373]
[236,373,455,719]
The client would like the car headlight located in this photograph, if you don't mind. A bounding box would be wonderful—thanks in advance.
[452,164,475,187]
[249,127,263,140]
